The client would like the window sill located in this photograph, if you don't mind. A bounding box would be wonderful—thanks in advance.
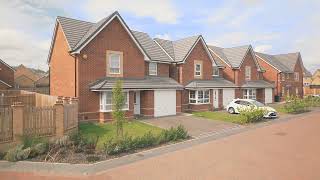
[189,103,210,105]
[100,108,129,113]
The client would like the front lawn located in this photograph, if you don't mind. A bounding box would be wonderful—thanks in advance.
[79,121,163,149]
[192,111,243,124]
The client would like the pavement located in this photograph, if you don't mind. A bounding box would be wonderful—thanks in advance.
[140,114,241,137]
[1,110,320,180]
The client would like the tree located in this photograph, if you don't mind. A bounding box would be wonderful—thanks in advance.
[112,80,126,139]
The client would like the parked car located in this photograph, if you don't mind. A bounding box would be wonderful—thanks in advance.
[226,99,277,118]
[312,94,320,98]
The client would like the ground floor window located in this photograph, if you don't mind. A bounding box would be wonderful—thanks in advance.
[243,89,256,99]
[100,91,129,112]
[189,90,210,104]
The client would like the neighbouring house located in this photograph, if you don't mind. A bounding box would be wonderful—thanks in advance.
[154,36,236,111]
[48,11,184,122]
[0,59,15,90]
[14,64,49,94]
[208,45,274,104]
[255,52,304,101]
[305,69,320,95]
[303,68,313,96]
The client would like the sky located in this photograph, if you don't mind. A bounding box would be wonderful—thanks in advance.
[0,0,319,73]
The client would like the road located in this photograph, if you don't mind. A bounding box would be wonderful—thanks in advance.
[1,110,320,180]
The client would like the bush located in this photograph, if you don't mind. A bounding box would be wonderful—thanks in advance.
[4,145,31,162]
[86,155,100,162]
[20,135,47,149]
[284,96,309,114]
[104,125,189,155]
[238,106,266,124]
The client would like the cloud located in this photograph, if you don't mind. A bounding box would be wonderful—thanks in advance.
[155,33,171,40]
[84,0,179,24]
[254,45,272,52]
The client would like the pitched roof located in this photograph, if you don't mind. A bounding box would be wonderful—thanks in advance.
[303,67,312,77]
[131,31,173,62]
[90,76,183,90]
[185,78,237,89]
[0,59,15,71]
[208,45,261,70]
[255,52,300,72]
[57,16,93,50]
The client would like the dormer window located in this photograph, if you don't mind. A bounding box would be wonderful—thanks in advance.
[149,62,157,75]
[213,67,219,76]
[245,66,251,81]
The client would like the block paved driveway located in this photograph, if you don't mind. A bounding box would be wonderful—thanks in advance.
[140,114,241,137]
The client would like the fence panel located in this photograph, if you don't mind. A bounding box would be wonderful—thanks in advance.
[23,107,56,137]
[0,107,13,143]
[64,104,78,131]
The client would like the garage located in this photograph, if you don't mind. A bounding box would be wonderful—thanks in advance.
[154,90,176,117]
[265,88,273,104]
[223,89,235,107]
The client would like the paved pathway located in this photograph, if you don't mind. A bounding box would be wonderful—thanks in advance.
[141,114,240,137]
[1,110,320,179]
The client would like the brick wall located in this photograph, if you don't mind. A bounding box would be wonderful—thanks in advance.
[145,62,170,77]
[0,61,14,89]
[256,56,279,96]
[237,51,260,86]
[50,23,76,97]
[77,18,146,113]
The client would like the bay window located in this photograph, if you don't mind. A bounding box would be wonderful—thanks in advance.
[189,90,210,104]
[243,89,256,99]
[100,91,129,112]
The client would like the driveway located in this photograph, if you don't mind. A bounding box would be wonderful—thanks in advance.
[140,114,241,137]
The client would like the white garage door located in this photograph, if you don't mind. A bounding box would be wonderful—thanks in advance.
[154,90,176,117]
[265,88,273,104]
[223,89,235,107]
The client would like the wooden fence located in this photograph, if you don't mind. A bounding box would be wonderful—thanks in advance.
[0,108,13,142]
[64,104,78,131]
[23,107,56,137]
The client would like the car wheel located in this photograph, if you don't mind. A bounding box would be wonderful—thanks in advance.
[228,107,235,114]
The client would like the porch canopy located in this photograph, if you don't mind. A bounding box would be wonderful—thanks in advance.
[185,78,237,89]
[89,76,183,91]
[241,80,274,88]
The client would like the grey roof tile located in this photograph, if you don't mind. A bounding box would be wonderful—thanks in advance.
[255,52,300,72]
[132,31,172,62]
[241,80,274,88]
[185,78,237,89]
[273,52,300,71]
[57,16,93,49]
[154,38,175,59]
[90,76,183,90]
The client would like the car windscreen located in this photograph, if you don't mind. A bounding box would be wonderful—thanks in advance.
[251,101,265,107]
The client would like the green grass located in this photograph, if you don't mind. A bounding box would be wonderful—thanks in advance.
[79,121,163,149]
[192,111,243,124]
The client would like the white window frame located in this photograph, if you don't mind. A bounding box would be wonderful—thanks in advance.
[281,73,285,81]
[195,63,202,77]
[189,90,210,104]
[286,73,290,80]
[100,91,129,112]
[282,87,285,96]
[243,89,256,100]
[109,53,121,74]
[149,62,157,76]
[212,67,219,76]
[245,66,251,81]
[294,72,299,81]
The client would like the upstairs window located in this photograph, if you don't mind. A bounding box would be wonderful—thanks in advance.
[281,73,285,81]
[245,66,251,81]
[212,67,219,76]
[286,73,290,80]
[149,62,157,75]
[195,63,202,77]
[109,53,120,74]
[294,72,299,81]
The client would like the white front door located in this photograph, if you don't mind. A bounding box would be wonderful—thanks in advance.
[212,89,219,109]
[134,91,140,115]
[154,90,176,117]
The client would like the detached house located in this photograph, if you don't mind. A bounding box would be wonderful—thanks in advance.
[255,52,304,101]
[208,45,274,104]
[0,59,14,90]
[48,12,183,122]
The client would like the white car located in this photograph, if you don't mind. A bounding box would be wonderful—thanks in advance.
[226,99,277,118]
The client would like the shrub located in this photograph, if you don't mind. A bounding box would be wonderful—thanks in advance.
[86,155,100,162]
[29,143,48,157]
[104,126,189,155]
[238,106,266,124]
[20,135,47,149]
[4,145,31,162]
[284,96,309,114]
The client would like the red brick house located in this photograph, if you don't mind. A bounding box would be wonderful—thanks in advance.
[48,12,183,122]
[154,36,236,112]
[255,52,304,101]
[0,59,15,90]
[208,45,274,104]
